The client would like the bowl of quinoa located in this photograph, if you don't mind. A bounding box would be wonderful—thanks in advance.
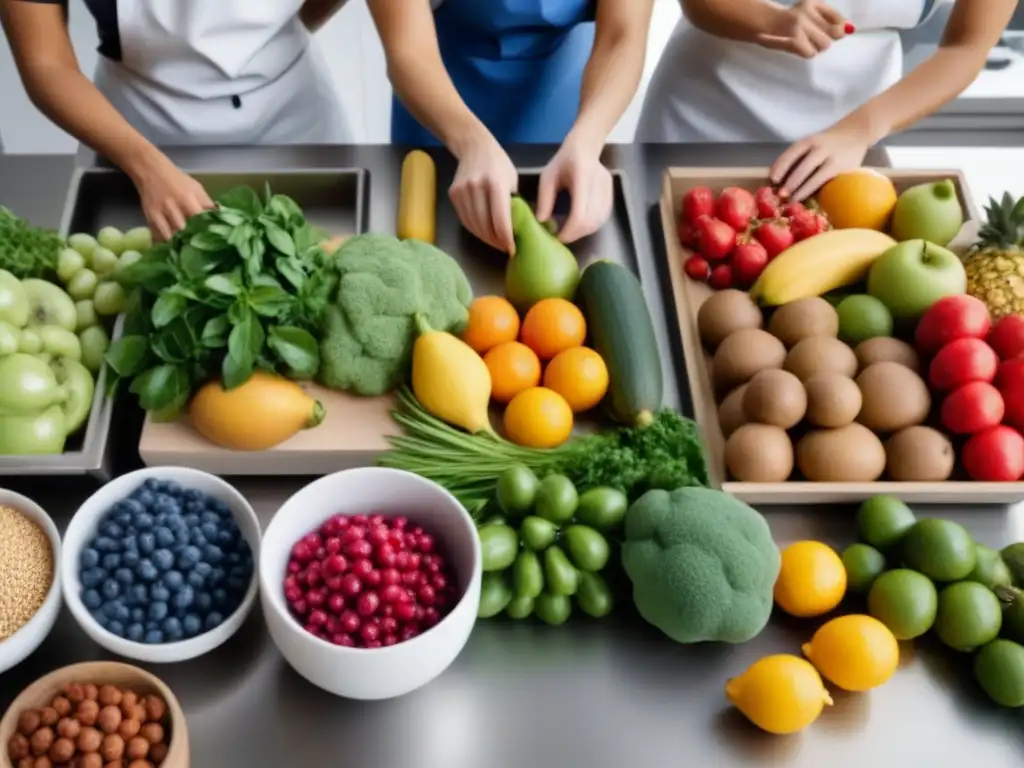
[0,489,62,675]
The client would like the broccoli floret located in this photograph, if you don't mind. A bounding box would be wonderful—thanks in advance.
[318,234,472,395]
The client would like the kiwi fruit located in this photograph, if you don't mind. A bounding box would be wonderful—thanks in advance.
[712,328,787,392]
[804,372,862,428]
[698,289,764,350]
[784,336,858,381]
[855,337,920,372]
[743,369,807,429]
[885,426,955,481]
[725,423,795,482]
[718,384,749,438]
[855,361,931,433]
[767,297,839,348]
[796,423,887,482]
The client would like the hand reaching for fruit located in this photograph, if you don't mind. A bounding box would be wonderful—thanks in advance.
[771,122,873,201]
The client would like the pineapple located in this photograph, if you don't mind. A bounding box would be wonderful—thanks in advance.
[963,192,1024,319]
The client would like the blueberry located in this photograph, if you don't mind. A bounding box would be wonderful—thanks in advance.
[209,567,226,586]
[130,584,148,604]
[80,568,107,589]
[122,534,139,552]
[189,528,207,547]
[114,603,131,622]
[122,550,140,568]
[138,532,156,554]
[200,522,219,542]
[108,620,126,637]
[82,589,103,609]
[135,512,155,530]
[183,513,200,527]
[183,614,202,637]
[203,544,224,564]
[123,496,147,515]
[178,546,201,569]
[186,571,205,590]
[175,529,190,546]
[148,601,169,622]
[154,526,175,548]
[152,548,175,571]
[127,623,145,642]
[226,551,242,566]
[80,548,100,569]
[144,629,164,644]
[102,553,121,570]
[227,575,249,593]
[204,612,224,631]
[162,570,185,591]
[142,478,162,492]
[150,584,171,603]
[102,521,125,539]
[162,616,183,641]
[101,579,121,600]
[173,586,195,610]
[220,532,241,551]
[103,601,122,619]
[114,568,134,586]
[131,607,145,623]
[183,488,203,503]
[137,559,159,582]
[212,588,228,606]
[195,591,213,612]
[208,498,230,515]
[93,536,118,553]
[164,480,183,496]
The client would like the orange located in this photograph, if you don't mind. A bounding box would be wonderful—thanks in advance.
[774,541,848,618]
[484,341,542,404]
[542,347,609,413]
[519,298,587,360]
[503,387,574,449]
[815,169,898,231]
[461,295,521,354]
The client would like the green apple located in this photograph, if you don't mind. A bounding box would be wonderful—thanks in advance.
[0,269,29,328]
[0,321,19,356]
[22,278,78,331]
[867,239,967,320]
[890,179,964,247]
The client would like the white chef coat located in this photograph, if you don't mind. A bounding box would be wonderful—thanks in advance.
[636,0,948,142]
[92,0,351,146]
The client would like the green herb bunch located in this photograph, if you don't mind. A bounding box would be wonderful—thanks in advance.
[0,206,64,279]
[104,185,336,418]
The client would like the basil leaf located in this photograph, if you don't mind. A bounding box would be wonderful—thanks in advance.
[264,221,296,257]
[205,270,243,296]
[190,231,228,252]
[177,244,210,279]
[150,388,190,423]
[104,335,150,378]
[121,289,150,336]
[268,325,319,378]
[151,328,190,363]
[151,293,187,328]
[215,209,247,227]
[268,194,304,221]
[116,258,175,292]
[201,315,229,348]
[248,284,292,317]
[276,257,305,290]
[129,363,190,412]
[217,186,263,217]
[223,310,264,389]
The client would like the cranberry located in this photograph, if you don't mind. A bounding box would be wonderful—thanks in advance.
[357,591,381,617]
[285,587,303,604]
[376,544,397,568]
[291,542,314,562]
[424,607,440,627]
[369,514,386,526]
[291,598,308,616]
[309,609,327,627]
[303,533,321,549]
[365,570,382,586]
[381,584,406,604]
[368,526,390,546]
[381,568,401,586]
[418,585,436,606]
[352,558,373,578]
[388,532,405,550]
[340,610,361,634]
[328,593,346,614]
[346,540,373,559]
[332,633,355,647]
[325,575,344,592]
[305,569,321,587]
[287,561,301,574]
[365,639,383,649]
[325,537,343,555]
[380,617,398,634]
[395,551,410,570]
[382,635,398,646]
[360,621,381,643]
[400,624,420,642]
[392,516,408,530]
[306,589,326,609]
[395,601,416,621]
[417,534,435,553]
[340,574,362,597]
[351,514,369,526]
[431,574,448,591]
[402,570,423,588]
[340,526,364,544]
[381,604,395,618]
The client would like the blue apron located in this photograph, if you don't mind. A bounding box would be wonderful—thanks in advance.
[390,0,596,145]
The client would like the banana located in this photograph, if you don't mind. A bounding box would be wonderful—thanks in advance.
[750,228,898,306]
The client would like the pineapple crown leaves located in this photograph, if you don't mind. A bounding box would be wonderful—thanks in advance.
[971,191,1024,252]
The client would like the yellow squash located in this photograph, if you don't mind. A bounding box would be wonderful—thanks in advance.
[750,228,897,306]
[190,371,325,451]
[412,314,494,434]
[397,150,437,243]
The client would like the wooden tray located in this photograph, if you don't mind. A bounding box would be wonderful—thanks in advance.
[659,166,1024,506]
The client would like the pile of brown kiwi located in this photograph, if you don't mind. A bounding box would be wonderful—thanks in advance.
[697,290,956,483]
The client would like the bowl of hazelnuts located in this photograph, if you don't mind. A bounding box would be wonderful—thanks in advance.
[0,661,187,768]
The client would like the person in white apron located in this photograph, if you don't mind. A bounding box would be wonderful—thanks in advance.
[2,0,352,240]
[636,0,1016,200]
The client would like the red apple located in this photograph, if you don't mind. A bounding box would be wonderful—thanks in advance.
[996,357,1024,430]
[987,314,1024,360]
[962,425,1024,482]
[928,337,1000,391]
[914,295,992,355]
[941,382,1004,434]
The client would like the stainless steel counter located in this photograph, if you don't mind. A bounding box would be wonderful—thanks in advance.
[2,145,1023,768]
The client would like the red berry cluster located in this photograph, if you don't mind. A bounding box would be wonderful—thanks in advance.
[678,185,830,290]
[283,513,459,649]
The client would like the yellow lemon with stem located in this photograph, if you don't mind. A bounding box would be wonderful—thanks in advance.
[774,541,847,618]
[802,614,899,692]
[725,654,833,735]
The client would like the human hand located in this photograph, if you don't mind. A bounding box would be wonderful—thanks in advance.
[756,0,851,59]
[770,122,872,201]
[133,157,214,242]
[536,135,613,244]
[449,133,519,255]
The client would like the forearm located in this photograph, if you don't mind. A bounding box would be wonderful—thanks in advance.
[299,0,347,32]
[681,0,788,43]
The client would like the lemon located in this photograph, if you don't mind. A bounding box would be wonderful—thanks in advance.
[802,614,899,692]
[725,654,833,735]
[774,541,847,618]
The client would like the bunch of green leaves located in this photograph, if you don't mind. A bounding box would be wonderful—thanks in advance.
[104,185,336,418]
[0,206,63,279]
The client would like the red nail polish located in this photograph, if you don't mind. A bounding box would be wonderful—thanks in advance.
[844,22,855,34]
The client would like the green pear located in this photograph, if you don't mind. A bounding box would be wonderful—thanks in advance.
[505,196,580,312]
[890,179,964,247]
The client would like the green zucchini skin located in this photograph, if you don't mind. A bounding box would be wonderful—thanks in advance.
[577,260,663,426]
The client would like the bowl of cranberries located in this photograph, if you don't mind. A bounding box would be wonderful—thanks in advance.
[259,467,482,700]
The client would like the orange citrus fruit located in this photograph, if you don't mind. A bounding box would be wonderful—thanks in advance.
[461,295,521,354]
[484,341,542,404]
[542,347,609,413]
[520,298,587,360]
[503,387,574,448]
[774,541,847,618]
[815,169,898,231]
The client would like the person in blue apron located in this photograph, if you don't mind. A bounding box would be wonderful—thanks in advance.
[2,0,352,240]
[637,0,1016,200]
[368,0,654,254]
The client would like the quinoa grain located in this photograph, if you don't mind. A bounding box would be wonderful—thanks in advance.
[0,506,53,640]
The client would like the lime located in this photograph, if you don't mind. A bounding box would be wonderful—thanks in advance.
[966,544,1013,590]
[520,515,558,552]
[1000,542,1024,585]
[836,294,894,344]
[535,474,578,524]
[563,525,610,572]
[935,581,1002,652]
[974,640,1024,707]
[902,519,977,582]
[856,495,916,549]
[575,487,628,531]
[1000,586,1024,643]
[543,546,579,596]
[867,569,938,640]
[496,464,540,517]
[841,543,886,593]
[512,550,544,599]
[576,572,614,618]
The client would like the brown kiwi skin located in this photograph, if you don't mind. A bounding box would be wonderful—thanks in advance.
[698,290,764,350]
[804,372,862,428]
[718,384,749,438]
[854,337,921,373]
[712,328,787,392]
[855,361,931,433]
[725,423,795,482]
[742,369,807,429]
[796,424,886,482]
[784,336,858,381]
[767,298,840,348]
[884,426,955,481]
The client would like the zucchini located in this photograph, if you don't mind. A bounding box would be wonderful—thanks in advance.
[577,260,663,427]
[396,150,437,243]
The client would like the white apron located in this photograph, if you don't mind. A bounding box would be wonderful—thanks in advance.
[93,0,351,146]
[636,0,947,142]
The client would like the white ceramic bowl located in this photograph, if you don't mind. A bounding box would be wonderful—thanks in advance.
[62,467,260,663]
[0,489,62,675]
[260,467,482,700]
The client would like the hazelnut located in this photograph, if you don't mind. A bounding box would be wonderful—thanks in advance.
[100,733,125,761]
[17,710,41,736]
[76,700,100,727]
[48,737,75,763]
[147,743,167,766]
[128,705,147,724]
[32,757,52,768]
[125,736,149,761]
[98,685,123,707]
[29,727,54,756]
[142,697,165,723]
[50,696,72,718]
[38,707,58,728]
[81,754,104,768]
[57,717,81,740]
[138,723,163,745]
[83,684,100,702]
[98,706,123,734]
[117,719,141,740]
[64,684,86,704]
[18,757,34,768]
[127,762,153,768]
[76,726,103,754]
[8,732,31,760]
[119,692,138,712]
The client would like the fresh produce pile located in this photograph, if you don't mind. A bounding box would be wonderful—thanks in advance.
[0,504,53,641]
[683,171,1024,483]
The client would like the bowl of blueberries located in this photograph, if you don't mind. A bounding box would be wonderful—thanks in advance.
[61,467,260,664]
